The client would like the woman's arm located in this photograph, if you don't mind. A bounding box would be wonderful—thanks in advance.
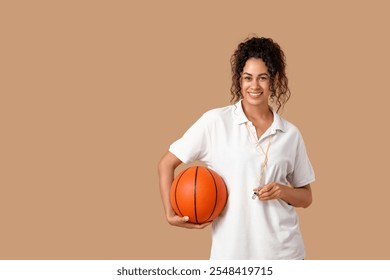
[158,151,211,229]
[255,183,312,208]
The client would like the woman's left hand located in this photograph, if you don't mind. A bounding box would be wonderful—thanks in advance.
[253,182,287,201]
[253,183,313,208]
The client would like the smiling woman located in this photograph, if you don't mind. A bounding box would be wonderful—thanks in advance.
[158,36,315,260]
[230,37,290,113]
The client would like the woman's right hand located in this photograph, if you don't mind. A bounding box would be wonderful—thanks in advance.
[159,152,211,230]
[167,214,212,229]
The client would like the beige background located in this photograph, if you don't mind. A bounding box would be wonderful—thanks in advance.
[1,1,389,259]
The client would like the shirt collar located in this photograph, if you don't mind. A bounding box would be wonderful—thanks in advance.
[270,110,285,133]
[232,100,249,125]
[233,99,286,133]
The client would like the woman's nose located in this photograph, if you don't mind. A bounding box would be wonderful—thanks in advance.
[251,79,261,89]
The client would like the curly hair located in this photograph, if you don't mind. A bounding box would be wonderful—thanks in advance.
[230,36,291,113]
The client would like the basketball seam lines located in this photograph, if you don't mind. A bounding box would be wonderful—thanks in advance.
[205,168,218,223]
[174,167,190,218]
[194,166,199,224]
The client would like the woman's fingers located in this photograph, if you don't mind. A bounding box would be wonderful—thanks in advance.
[168,215,212,229]
[253,183,284,200]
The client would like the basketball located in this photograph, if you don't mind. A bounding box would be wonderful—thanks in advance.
[170,166,228,224]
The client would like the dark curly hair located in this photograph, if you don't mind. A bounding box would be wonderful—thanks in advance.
[230,36,291,113]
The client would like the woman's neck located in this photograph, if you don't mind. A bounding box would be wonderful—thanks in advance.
[242,101,273,124]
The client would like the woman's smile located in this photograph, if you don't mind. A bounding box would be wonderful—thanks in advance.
[248,92,263,97]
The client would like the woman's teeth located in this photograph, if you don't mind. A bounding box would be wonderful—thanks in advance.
[249,92,262,96]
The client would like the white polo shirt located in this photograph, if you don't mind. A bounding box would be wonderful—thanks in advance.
[169,100,315,259]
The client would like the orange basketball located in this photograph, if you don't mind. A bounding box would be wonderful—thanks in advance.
[170,166,228,224]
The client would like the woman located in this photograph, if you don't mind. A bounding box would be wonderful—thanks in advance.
[158,36,315,259]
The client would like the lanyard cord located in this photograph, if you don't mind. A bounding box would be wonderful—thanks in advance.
[246,122,273,199]
[258,135,273,184]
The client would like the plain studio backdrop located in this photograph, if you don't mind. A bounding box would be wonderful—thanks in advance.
[1,1,389,259]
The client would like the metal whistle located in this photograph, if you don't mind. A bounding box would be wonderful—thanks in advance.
[252,192,258,200]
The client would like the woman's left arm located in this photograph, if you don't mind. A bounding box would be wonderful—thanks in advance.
[255,183,312,208]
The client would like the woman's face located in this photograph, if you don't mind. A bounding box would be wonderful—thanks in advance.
[240,58,271,108]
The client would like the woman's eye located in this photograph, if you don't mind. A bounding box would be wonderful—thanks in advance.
[243,76,251,81]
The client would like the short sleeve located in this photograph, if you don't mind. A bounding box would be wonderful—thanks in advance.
[287,132,315,187]
[169,113,211,164]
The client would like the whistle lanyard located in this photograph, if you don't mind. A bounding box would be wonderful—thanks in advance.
[245,122,273,199]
